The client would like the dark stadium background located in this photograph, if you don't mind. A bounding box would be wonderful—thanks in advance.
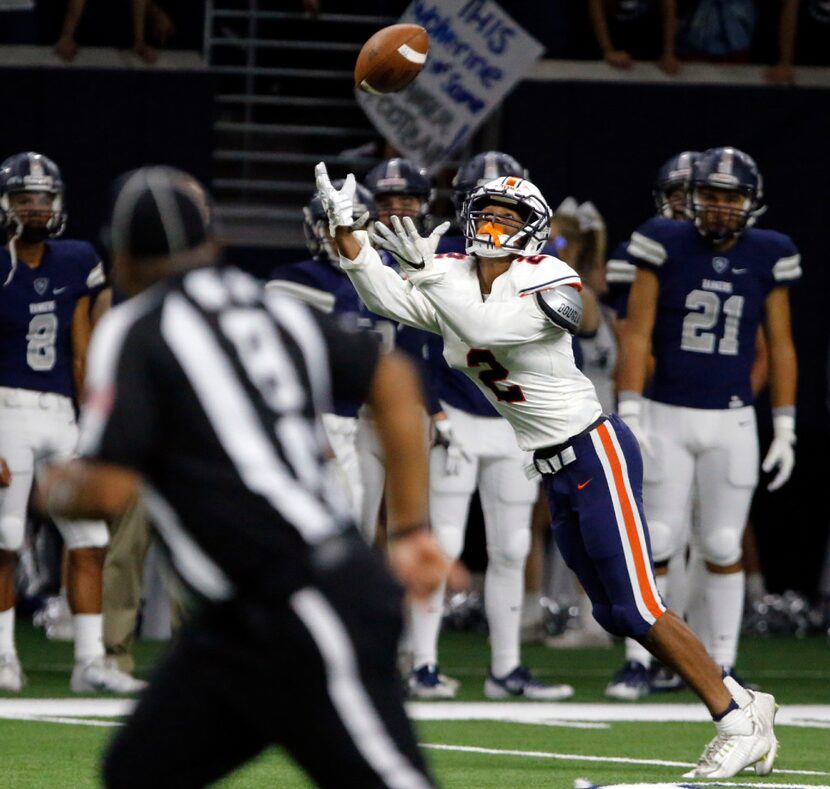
[1,0,827,598]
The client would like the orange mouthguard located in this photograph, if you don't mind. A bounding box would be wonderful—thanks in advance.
[477,221,506,247]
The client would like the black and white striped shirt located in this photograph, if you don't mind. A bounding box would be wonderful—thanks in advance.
[79,265,380,603]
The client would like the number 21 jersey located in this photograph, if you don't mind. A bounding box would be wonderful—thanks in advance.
[627,217,801,409]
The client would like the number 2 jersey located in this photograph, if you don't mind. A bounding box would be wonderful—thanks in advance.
[0,240,105,398]
[627,217,801,409]
[341,236,602,451]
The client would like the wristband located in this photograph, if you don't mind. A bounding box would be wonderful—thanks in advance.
[772,407,796,441]
[617,391,642,420]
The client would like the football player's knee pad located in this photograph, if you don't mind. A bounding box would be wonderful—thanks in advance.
[646,519,675,563]
[431,521,465,560]
[700,527,742,566]
[0,516,25,552]
[57,519,110,550]
[486,525,530,568]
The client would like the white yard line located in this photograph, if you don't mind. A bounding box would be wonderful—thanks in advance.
[421,743,830,784]
[408,701,830,729]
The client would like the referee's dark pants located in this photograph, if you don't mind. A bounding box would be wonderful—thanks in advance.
[103,533,436,788]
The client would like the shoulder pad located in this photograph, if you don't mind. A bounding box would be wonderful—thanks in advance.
[627,216,681,269]
[512,254,581,297]
[752,229,801,283]
[535,286,582,334]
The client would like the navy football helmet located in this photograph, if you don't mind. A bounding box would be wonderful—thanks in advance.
[0,152,67,242]
[689,147,765,242]
[363,158,432,228]
[303,179,375,261]
[452,151,528,216]
[653,151,699,220]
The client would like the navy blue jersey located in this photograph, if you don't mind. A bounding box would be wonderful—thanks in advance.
[604,239,637,318]
[627,217,801,409]
[0,240,105,397]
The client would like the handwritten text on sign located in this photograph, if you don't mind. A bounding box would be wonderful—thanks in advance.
[357,0,544,173]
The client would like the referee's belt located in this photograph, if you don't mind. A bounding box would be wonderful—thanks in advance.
[531,415,607,477]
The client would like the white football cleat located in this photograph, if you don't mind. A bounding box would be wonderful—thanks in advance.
[683,690,778,779]
[0,653,25,692]
[71,657,148,694]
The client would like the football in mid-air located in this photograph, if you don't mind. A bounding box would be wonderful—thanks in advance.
[354,24,429,95]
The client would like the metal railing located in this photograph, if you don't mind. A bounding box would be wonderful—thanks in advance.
[203,0,391,247]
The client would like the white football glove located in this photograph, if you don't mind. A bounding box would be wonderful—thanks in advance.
[314,162,370,237]
[369,216,450,277]
[762,411,796,491]
[617,392,652,457]
[432,417,470,476]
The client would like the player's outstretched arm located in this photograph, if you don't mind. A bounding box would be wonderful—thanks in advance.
[762,287,798,491]
[314,162,440,332]
[369,351,448,601]
[616,268,659,451]
[375,216,562,347]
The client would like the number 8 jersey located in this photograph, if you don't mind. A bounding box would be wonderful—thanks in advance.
[626,216,801,409]
[0,240,105,398]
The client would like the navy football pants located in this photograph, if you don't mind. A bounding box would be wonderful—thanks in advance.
[541,415,666,638]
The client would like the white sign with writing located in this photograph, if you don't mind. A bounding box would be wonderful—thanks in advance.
[357,0,545,172]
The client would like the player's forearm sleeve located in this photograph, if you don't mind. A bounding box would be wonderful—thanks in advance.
[414,276,550,347]
[340,236,440,333]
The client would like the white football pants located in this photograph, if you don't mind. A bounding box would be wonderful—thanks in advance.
[321,414,363,526]
[0,388,109,552]
[410,404,538,677]
[640,399,758,668]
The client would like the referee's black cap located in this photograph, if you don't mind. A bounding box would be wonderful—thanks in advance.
[106,166,215,257]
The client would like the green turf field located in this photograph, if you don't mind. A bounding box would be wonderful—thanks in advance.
[2,622,829,788]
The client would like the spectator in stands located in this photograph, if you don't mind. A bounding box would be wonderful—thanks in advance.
[588,0,681,74]
[761,0,799,83]
[54,0,176,63]
[678,0,800,83]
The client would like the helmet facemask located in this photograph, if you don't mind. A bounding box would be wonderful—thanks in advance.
[462,181,551,258]
[2,189,66,243]
[690,186,755,243]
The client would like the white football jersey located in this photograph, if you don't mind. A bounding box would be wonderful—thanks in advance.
[341,236,602,450]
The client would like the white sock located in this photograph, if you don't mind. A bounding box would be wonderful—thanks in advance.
[715,705,753,737]
[723,673,753,708]
[624,637,651,668]
[73,614,105,663]
[485,557,523,677]
[704,570,745,669]
[685,556,710,650]
[410,580,446,670]
[0,607,15,656]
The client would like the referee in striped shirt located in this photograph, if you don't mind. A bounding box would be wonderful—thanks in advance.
[39,167,447,788]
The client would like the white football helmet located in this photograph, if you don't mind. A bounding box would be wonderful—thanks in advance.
[461,176,552,258]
